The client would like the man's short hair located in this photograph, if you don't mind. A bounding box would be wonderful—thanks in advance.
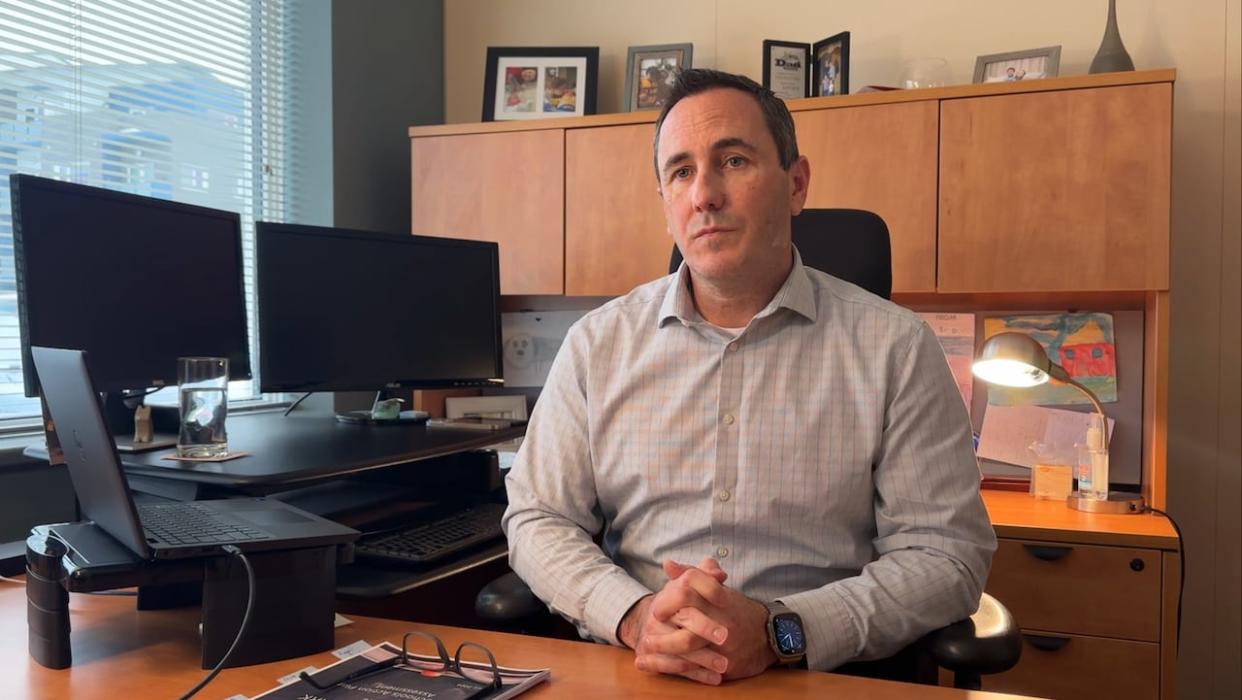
[652,68,800,179]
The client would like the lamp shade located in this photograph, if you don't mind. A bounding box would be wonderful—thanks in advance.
[972,332,1057,387]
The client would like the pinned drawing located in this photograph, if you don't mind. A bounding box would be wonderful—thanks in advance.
[918,312,975,407]
[983,312,1117,405]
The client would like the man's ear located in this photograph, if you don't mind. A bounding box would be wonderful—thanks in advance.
[788,155,811,216]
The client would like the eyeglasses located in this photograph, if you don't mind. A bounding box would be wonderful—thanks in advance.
[299,630,503,694]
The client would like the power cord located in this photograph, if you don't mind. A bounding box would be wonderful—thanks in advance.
[177,545,256,700]
[283,391,313,416]
[1143,506,1184,652]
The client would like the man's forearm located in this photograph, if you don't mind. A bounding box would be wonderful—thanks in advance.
[505,508,652,644]
[778,547,985,671]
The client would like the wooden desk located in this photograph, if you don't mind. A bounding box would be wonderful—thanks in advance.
[0,582,1034,699]
[981,491,1179,700]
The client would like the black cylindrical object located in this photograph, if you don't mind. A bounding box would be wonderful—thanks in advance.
[26,530,72,669]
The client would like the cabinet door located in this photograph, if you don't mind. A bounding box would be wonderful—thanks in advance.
[939,83,1171,292]
[411,130,564,295]
[794,101,939,293]
[565,123,669,297]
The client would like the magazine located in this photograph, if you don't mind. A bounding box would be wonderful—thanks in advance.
[253,641,551,700]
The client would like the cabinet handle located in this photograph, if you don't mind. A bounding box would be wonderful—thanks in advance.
[1024,634,1072,652]
[1022,544,1073,561]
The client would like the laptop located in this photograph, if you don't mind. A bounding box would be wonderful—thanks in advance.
[32,346,359,560]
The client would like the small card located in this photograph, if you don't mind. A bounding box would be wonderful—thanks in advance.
[333,639,372,659]
[277,665,319,685]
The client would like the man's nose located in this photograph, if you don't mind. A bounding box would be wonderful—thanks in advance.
[692,169,725,212]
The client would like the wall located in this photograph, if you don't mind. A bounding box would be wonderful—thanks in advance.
[332,0,443,233]
[443,1,1242,697]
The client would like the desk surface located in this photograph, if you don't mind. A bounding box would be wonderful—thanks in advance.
[44,409,525,489]
[0,581,1035,699]
[982,490,1179,550]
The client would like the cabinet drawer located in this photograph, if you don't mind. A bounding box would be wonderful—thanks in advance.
[987,632,1159,700]
[987,539,1161,641]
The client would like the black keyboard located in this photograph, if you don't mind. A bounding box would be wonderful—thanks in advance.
[355,503,506,565]
[138,502,268,546]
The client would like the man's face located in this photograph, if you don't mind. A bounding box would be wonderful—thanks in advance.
[655,88,809,287]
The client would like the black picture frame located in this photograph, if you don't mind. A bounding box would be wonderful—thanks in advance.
[481,46,599,122]
[811,31,850,97]
[762,40,811,100]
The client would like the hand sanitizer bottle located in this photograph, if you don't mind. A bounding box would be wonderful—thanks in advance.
[1084,414,1109,500]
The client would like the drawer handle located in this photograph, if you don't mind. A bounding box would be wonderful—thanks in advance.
[1022,544,1073,561]
[1024,634,1072,652]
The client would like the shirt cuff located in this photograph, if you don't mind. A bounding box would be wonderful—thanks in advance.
[777,588,863,671]
[582,571,653,646]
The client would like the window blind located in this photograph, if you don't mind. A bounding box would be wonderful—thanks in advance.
[0,0,299,425]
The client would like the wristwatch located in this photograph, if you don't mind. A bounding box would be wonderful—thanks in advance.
[764,601,807,665]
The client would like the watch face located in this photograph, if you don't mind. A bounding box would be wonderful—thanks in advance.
[772,613,806,655]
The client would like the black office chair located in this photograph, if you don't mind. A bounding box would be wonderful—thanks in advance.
[477,209,1021,689]
[667,208,892,299]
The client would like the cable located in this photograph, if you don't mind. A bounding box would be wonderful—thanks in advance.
[0,574,23,584]
[177,546,256,700]
[283,391,313,416]
[1144,506,1184,652]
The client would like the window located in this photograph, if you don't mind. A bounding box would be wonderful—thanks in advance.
[0,0,301,426]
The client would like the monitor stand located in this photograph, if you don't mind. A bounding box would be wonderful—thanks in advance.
[334,409,429,426]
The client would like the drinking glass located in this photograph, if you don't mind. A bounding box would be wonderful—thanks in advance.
[177,357,229,458]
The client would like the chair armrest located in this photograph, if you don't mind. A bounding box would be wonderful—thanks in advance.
[925,592,1022,675]
[474,571,544,622]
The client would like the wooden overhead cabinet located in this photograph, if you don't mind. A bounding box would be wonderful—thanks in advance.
[795,100,939,292]
[938,83,1172,292]
[565,123,668,296]
[411,129,565,295]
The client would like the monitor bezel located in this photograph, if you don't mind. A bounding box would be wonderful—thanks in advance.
[255,222,504,393]
[10,173,253,397]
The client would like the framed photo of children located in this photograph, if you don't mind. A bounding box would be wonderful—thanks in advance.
[811,31,850,97]
[762,40,811,100]
[624,43,693,112]
[972,46,1062,83]
[482,46,599,122]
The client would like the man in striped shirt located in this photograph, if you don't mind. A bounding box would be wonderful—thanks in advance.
[502,68,995,685]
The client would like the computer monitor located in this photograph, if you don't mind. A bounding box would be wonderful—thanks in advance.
[11,174,252,396]
[255,223,502,394]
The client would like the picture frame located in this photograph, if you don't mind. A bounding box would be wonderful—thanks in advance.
[445,395,528,421]
[481,46,599,122]
[972,46,1062,84]
[623,43,693,112]
[811,31,850,97]
[762,40,811,100]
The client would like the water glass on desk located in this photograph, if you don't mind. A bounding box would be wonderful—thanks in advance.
[177,357,228,458]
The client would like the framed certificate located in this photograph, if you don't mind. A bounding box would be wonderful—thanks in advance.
[762,40,810,100]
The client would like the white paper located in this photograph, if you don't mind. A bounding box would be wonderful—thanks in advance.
[978,404,1114,469]
[332,639,372,659]
[501,310,587,387]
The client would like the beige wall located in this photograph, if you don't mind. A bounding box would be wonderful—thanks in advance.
[444,1,1241,697]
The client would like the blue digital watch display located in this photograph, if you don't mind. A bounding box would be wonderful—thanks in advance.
[772,612,806,656]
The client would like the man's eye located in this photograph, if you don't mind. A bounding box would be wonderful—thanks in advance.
[725,156,746,167]
[672,167,691,179]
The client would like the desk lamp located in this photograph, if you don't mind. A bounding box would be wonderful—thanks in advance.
[973,332,1143,514]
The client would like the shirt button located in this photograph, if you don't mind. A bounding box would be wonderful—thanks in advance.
[727,342,738,352]
[723,413,735,425]
[717,489,731,502]
[716,546,729,558]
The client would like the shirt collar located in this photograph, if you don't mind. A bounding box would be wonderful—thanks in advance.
[657,246,818,328]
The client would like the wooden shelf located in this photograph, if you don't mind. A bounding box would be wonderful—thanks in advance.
[983,490,1178,550]
[409,69,1177,138]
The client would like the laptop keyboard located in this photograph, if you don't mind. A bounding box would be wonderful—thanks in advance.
[355,502,505,565]
[138,502,270,546]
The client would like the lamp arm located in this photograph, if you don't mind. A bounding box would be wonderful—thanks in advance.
[1049,364,1109,449]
